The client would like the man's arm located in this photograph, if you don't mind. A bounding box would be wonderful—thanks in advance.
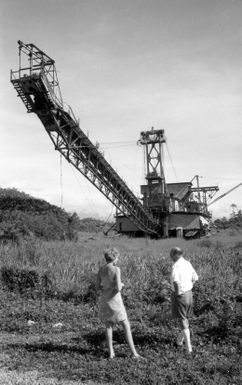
[191,266,198,284]
[173,281,180,296]
[171,266,180,295]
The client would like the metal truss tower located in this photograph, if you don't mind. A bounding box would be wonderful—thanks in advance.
[139,128,168,210]
[138,128,169,235]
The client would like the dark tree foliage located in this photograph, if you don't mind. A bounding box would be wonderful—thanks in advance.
[213,210,242,229]
[0,187,31,199]
[0,188,80,241]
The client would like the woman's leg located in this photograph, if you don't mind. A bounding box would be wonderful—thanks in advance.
[106,325,115,358]
[121,319,139,357]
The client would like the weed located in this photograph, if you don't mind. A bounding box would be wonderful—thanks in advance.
[0,232,241,384]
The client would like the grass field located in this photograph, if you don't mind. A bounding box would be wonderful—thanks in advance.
[0,229,241,384]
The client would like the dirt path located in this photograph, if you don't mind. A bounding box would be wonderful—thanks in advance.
[0,364,102,385]
[0,366,88,385]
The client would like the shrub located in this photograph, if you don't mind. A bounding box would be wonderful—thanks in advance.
[0,266,39,294]
[0,266,55,298]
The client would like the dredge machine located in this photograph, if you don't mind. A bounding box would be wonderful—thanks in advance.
[11,41,220,238]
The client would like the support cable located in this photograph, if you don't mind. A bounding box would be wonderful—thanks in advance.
[68,162,99,215]
[60,153,63,208]
[200,176,242,181]
[102,206,115,228]
[143,145,146,184]
[165,142,178,181]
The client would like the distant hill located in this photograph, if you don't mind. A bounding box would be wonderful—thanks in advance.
[78,217,112,233]
[0,188,113,242]
[0,187,80,241]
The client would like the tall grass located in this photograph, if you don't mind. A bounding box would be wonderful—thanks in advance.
[0,230,241,308]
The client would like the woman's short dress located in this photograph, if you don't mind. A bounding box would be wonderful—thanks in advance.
[99,291,127,325]
[98,267,127,326]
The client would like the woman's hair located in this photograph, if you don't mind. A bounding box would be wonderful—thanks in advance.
[104,247,119,263]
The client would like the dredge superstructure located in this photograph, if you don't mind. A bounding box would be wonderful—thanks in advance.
[11,41,219,238]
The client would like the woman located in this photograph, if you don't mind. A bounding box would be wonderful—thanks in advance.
[96,247,141,359]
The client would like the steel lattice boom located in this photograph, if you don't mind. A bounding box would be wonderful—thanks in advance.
[11,41,159,235]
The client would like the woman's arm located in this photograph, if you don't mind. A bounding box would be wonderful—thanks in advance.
[96,270,102,291]
[114,267,124,292]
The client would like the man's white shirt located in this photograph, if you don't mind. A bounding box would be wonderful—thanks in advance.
[171,257,198,295]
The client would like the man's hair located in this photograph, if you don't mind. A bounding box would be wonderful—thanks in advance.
[104,247,119,262]
[170,247,183,260]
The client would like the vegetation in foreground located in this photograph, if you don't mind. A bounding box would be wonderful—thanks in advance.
[0,230,241,384]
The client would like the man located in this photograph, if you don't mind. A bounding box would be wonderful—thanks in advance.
[170,247,198,354]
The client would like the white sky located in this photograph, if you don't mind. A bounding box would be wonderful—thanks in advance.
[0,0,241,219]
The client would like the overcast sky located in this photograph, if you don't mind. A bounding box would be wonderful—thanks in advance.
[0,0,241,219]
